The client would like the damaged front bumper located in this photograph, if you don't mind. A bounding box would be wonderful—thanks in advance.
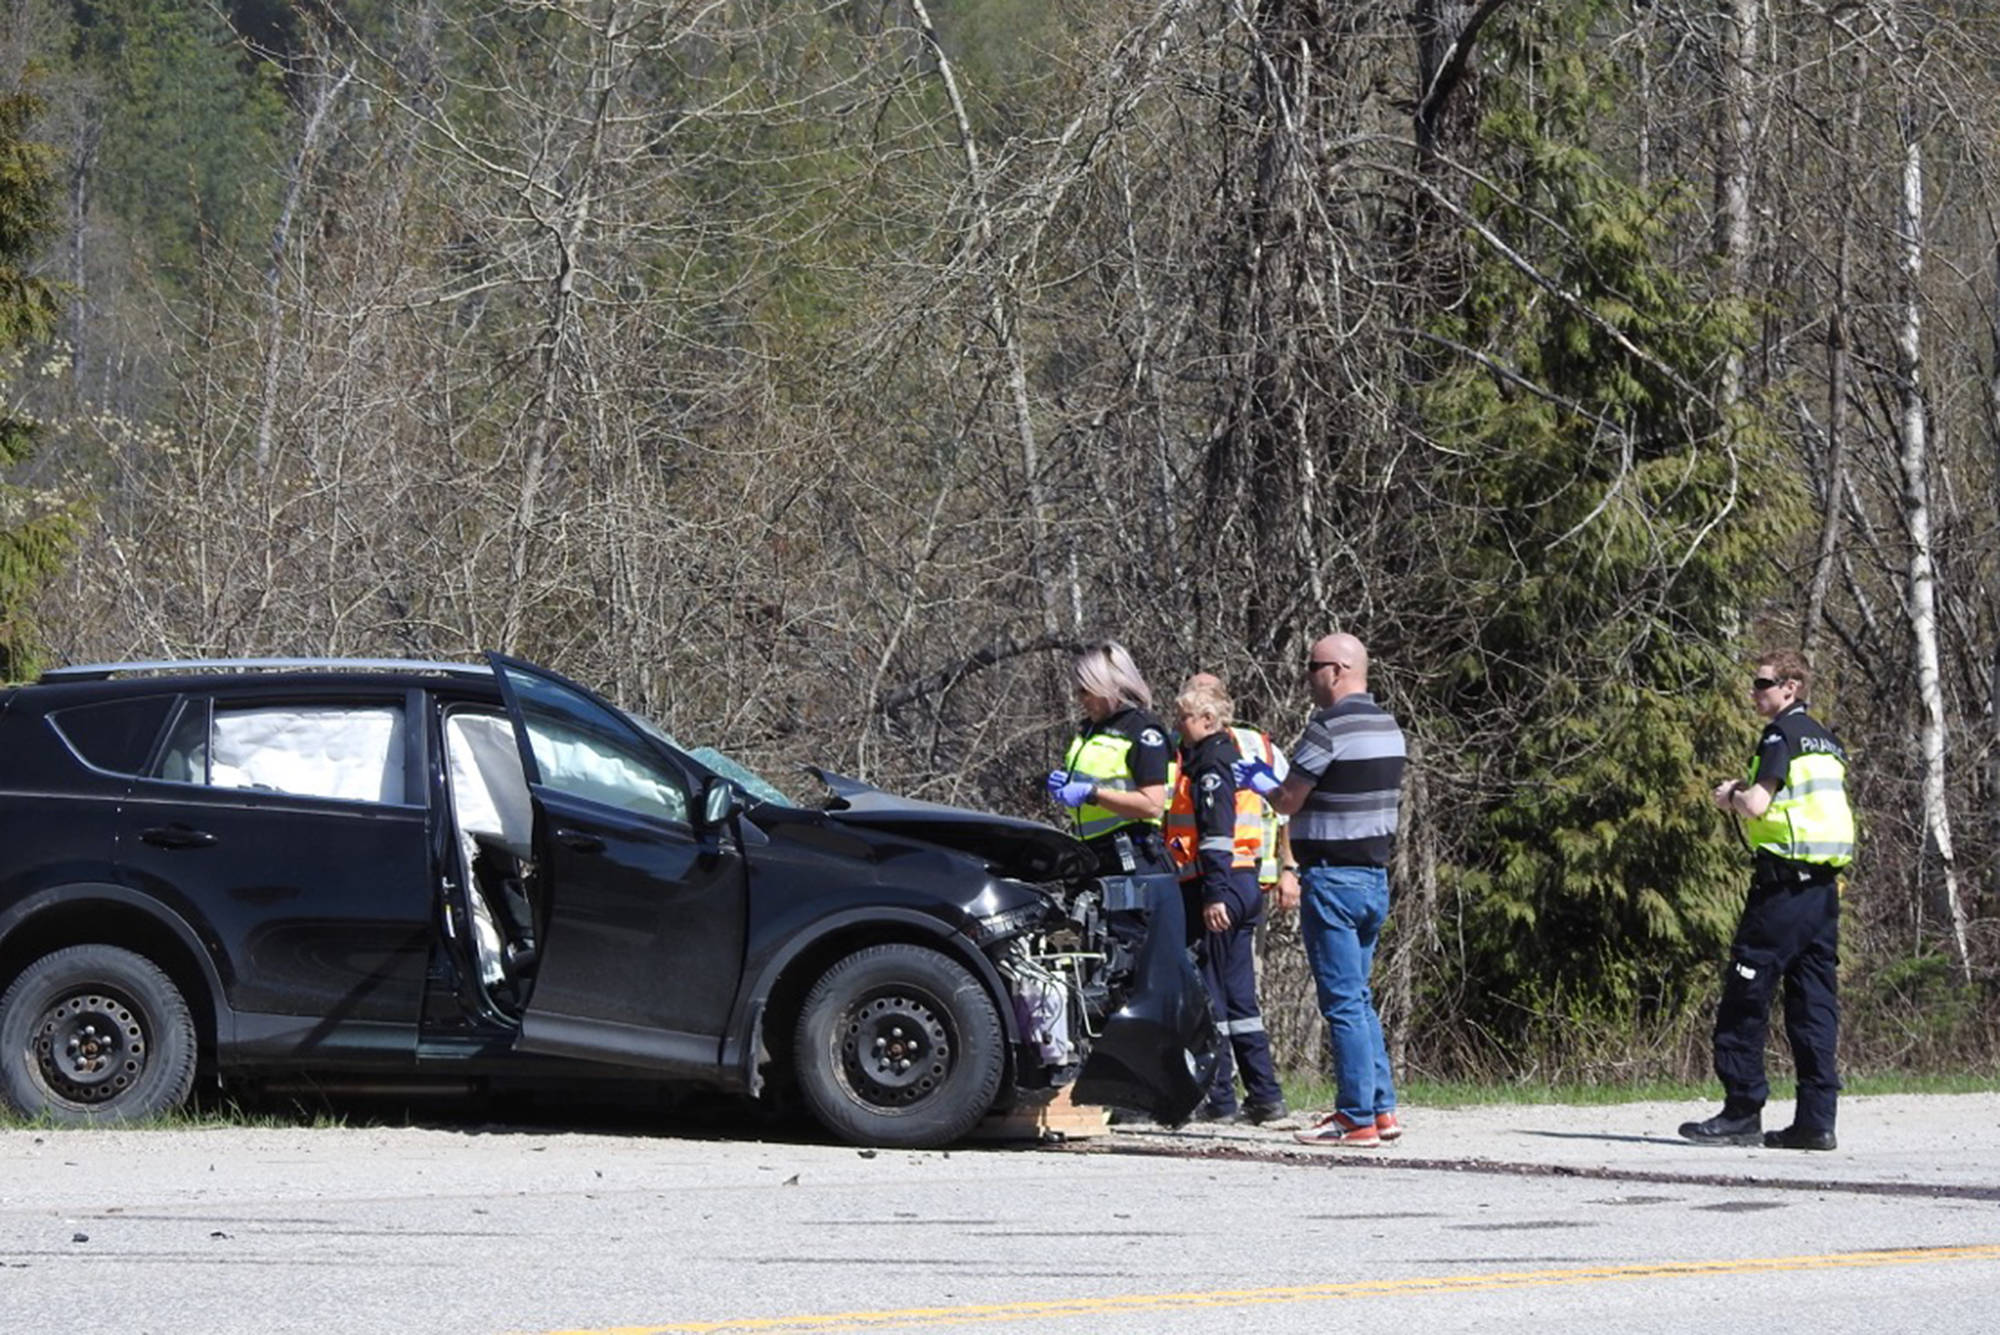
[994,871,1217,1126]
[807,771,1217,1128]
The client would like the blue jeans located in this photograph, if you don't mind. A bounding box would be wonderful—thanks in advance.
[1300,865,1396,1121]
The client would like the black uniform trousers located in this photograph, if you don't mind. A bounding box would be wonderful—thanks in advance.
[1184,869,1284,1113]
[1713,857,1841,1132]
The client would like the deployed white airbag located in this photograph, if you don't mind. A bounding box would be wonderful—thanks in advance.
[209,705,405,804]
[445,712,533,857]
[524,720,686,823]
[444,712,534,989]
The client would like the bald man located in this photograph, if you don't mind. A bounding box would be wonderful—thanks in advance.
[1235,633,1406,1148]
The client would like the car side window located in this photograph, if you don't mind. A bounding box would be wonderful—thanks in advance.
[47,695,177,775]
[156,702,209,784]
[501,669,688,824]
[150,700,409,805]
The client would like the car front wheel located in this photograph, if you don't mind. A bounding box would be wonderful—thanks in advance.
[794,943,1004,1149]
[0,945,198,1123]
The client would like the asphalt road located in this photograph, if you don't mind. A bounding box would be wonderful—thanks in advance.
[3,1093,1996,1335]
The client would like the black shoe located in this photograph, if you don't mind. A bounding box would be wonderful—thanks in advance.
[1678,1109,1762,1145]
[1242,1099,1290,1126]
[1194,1103,1241,1124]
[1763,1125,1837,1151]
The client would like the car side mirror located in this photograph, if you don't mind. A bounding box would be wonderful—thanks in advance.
[702,776,737,827]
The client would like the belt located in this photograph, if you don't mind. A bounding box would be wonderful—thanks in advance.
[1752,855,1834,886]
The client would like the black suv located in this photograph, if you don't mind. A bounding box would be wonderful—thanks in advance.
[0,654,1214,1147]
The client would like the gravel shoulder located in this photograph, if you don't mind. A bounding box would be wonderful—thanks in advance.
[1107,1092,2000,1193]
[2,1091,1995,1198]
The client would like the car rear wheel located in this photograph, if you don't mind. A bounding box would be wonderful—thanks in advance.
[794,943,1004,1149]
[0,945,198,1123]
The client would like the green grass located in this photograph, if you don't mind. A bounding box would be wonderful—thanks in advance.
[0,1098,351,1133]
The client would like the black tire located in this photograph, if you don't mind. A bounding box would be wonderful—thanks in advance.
[0,945,198,1124]
[794,943,1004,1149]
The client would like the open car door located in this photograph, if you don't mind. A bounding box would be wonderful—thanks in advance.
[487,653,747,1079]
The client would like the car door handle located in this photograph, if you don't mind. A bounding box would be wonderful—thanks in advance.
[554,828,605,854]
[141,825,218,849]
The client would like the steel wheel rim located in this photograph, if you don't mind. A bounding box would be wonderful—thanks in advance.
[31,990,148,1106]
[837,988,954,1109]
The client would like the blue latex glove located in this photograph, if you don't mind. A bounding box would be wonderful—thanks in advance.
[1047,770,1097,808]
[1232,757,1281,798]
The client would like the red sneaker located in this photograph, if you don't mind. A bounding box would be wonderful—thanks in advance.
[1374,1111,1402,1142]
[1292,1111,1381,1148]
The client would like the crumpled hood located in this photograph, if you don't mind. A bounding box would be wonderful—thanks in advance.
[810,768,1096,883]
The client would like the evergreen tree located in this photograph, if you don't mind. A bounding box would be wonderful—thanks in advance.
[1411,0,1811,1064]
[0,83,72,681]
[70,0,286,293]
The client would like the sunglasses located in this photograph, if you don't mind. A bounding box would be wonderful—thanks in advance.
[1306,660,1344,675]
[1751,676,1786,691]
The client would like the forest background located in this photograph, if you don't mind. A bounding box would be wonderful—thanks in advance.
[1,0,1996,1086]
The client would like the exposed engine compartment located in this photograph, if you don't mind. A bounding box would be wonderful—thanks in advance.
[811,768,1216,1124]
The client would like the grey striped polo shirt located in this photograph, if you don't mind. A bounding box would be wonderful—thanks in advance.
[1287,692,1405,868]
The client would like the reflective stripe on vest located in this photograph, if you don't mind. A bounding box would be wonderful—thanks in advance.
[1230,727,1281,882]
[1743,750,1856,867]
[1064,730,1158,841]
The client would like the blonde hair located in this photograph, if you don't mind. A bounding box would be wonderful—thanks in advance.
[1074,640,1153,711]
[1173,679,1233,728]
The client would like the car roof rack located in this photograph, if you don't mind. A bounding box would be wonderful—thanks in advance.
[37,657,493,683]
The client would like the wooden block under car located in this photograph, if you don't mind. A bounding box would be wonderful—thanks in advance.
[968,1085,1113,1142]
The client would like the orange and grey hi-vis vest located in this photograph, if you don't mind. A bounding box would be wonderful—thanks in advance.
[1164,727,1274,877]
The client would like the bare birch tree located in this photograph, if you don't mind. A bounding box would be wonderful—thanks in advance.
[1887,5,1971,976]
[1713,0,1757,409]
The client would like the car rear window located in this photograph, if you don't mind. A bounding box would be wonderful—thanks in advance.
[48,696,178,775]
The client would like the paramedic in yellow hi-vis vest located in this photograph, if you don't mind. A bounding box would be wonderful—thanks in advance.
[1680,649,1856,1152]
[1165,679,1288,1125]
[1047,641,1173,877]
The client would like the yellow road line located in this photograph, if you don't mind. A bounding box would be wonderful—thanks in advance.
[539,1243,2000,1334]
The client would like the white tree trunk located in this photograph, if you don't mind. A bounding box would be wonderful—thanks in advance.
[908,0,1067,638]
[256,59,354,470]
[1714,0,1757,409]
[501,3,621,652]
[1803,51,1864,658]
[1891,64,1970,977]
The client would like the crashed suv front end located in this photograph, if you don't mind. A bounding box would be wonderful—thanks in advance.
[813,771,1217,1129]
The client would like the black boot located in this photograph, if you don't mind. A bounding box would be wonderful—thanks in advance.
[1243,1098,1290,1126]
[1762,1125,1837,1151]
[1677,1107,1762,1145]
